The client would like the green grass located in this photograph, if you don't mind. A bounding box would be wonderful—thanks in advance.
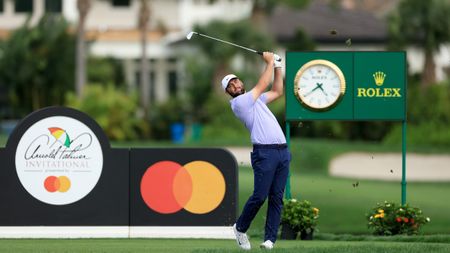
[315,233,450,243]
[0,134,8,147]
[239,167,450,236]
[0,239,450,253]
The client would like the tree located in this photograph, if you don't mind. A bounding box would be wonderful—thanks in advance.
[75,0,91,97]
[184,55,214,124]
[388,0,450,87]
[251,0,310,32]
[138,0,151,115]
[0,16,75,116]
[193,20,274,93]
[285,29,316,51]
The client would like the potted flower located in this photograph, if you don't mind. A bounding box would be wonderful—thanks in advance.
[366,201,431,235]
[280,199,319,240]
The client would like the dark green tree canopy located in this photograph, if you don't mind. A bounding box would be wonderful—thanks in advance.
[388,0,450,86]
[389,0,450,50]
[0,15,75,116]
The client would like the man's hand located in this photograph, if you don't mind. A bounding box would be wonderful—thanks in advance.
[274,54,282,68]
[251,52,275,101]
[262,52,275,66]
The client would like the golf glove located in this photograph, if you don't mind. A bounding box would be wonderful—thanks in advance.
[274,54,282,68]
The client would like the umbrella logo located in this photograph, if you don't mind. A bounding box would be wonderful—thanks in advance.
[48,127,71,148]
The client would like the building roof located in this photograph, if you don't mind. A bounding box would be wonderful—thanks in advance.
[269,1,388,44]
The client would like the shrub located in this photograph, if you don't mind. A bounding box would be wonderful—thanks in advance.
[87,57,125,87]
[149,97,187,140]
[66,84,149,141]
[201,94,249,143]
[384,80,450,146]
[366,201,431,235]
[281,199,320,233]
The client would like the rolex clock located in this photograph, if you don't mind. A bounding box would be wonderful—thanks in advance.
[294,59,346,111]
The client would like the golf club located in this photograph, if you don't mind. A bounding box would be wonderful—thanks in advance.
[186,31,281,62]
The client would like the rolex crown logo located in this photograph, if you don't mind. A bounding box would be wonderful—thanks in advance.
[373,71,386,86]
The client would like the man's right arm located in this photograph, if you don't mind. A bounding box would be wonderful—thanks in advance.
[250,52,274,101]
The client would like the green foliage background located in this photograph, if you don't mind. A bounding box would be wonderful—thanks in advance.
[0,16,74,117]
[66,85,149,141]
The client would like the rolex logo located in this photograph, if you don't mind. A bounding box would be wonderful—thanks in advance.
[373,71,386,86]
[357,71,401,98]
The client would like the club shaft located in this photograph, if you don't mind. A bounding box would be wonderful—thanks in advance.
[195,32,261,55]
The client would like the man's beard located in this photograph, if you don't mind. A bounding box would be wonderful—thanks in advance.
[230,88,246,98]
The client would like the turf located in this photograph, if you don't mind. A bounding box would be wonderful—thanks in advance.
[1,239,450,253]
[241,168,450,236]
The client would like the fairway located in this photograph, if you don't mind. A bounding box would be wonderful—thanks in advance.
[241,168,450,236]
[236,138,450,236]
[1,238,450,253]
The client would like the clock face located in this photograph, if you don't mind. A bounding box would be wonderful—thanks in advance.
[294,59,346,111]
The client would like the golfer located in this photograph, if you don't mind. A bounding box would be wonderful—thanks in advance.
[222,52,290,250]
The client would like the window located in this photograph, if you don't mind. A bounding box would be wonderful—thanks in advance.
[150,72,155,102]
[168,71,177,96]
[112,0,130,7]
[135,58,156,64]
[167,58,177,64]
[15,0,33,13]
[45,0,62,13]
[135,71,156,104]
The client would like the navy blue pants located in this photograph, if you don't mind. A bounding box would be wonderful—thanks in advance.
[235,144,290,242]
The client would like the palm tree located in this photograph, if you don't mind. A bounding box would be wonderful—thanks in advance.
[389,0,450,87]
[75,0,91,97]
[138,0,151,116]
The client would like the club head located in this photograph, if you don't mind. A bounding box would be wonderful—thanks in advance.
[186,31,196,40]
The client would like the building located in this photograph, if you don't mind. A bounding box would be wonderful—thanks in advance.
[1,0,449,107]
[268,0,450,82]
[0,0,252,105]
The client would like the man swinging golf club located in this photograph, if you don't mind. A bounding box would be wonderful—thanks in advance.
[222,52,290,250]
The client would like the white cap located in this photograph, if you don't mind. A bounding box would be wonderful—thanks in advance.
[221,74,237,91]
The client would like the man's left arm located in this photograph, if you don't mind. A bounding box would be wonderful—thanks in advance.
[264,65,283,104]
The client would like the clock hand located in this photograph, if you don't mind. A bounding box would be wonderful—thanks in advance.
[317,83,328,96]
[304,83,321,97]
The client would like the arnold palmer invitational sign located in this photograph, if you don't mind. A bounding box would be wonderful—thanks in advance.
[15,116,103,205]
[0,107,237,238]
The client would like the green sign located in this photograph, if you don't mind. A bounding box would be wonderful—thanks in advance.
[286,52,406,121]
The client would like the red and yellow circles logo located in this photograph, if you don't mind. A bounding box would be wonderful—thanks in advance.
[44,176,71,193]
[140,161,226,214]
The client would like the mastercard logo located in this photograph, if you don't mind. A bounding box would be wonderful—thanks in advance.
[44,176,71,193]
[140,160,226,214]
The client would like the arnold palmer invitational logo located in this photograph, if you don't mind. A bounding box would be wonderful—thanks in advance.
[15,116,103,205]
